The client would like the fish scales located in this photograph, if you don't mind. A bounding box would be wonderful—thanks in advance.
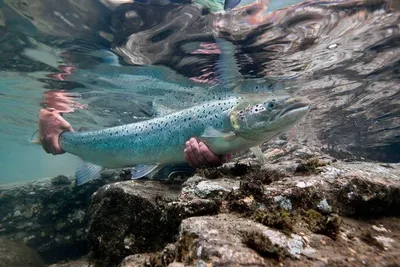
[60,97,242,168]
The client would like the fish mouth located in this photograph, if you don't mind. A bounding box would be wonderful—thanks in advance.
[280,97,311,117]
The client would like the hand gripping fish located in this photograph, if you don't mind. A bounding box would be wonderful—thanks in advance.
[59,95,310,185]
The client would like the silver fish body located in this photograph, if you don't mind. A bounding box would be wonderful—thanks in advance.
[60,97,245,168]
[60,95,311,185]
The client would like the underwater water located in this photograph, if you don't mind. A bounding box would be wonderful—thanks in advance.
[0,0,310,184]
[0,0,399,266]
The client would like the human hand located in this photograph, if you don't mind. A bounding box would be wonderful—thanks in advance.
[39,108,74,155]
[184,138,232,168]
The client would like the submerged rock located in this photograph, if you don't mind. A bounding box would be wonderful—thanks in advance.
[85,140,400,267]
[87,180,181,266]
[174,214,310,265]
[0,238,45,267]
[0,169,128,263]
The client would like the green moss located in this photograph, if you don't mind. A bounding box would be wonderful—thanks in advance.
[252,209,294,235]
[198,163,254,180]
[242,230,288,260]
[145,244,176,267]
[175,233,199,264]
[303,209,342,240]
[225,191,255,215]
[295,157,328,175]
[289,187,323,211]
[240,179,264,198]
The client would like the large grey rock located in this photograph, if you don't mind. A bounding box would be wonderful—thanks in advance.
[87,180,181,267]
[256,161,400,218]
[174,214,310,266]
[87,180,221,267]
[0,238,45,267]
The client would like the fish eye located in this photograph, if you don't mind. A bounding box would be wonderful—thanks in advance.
[268,102,276,109]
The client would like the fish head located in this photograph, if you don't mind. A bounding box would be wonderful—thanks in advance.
[230,96,311,141]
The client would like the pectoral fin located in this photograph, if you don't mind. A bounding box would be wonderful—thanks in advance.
[131,164,162,180]
[202,126,236,140]
[250,146,265,164]
[75,160,104,186]
[200,127,237,151]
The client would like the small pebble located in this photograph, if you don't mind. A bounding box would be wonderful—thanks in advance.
[302,236,310,244]
[348,247,357,254]
[328,43,338,49]
[372,225,388,233]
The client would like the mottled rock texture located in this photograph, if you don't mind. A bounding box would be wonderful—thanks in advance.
[83,138,400,267]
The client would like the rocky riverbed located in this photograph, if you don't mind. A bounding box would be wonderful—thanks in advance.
[1,135,399,267]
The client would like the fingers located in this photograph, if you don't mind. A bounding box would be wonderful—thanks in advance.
[184,138,232,168]
[60,117,74,132]
[39,108,73,155]
[185,138,205,167]
[50,138,63,155]
[198,141,223,166]
[41,137,51,154]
